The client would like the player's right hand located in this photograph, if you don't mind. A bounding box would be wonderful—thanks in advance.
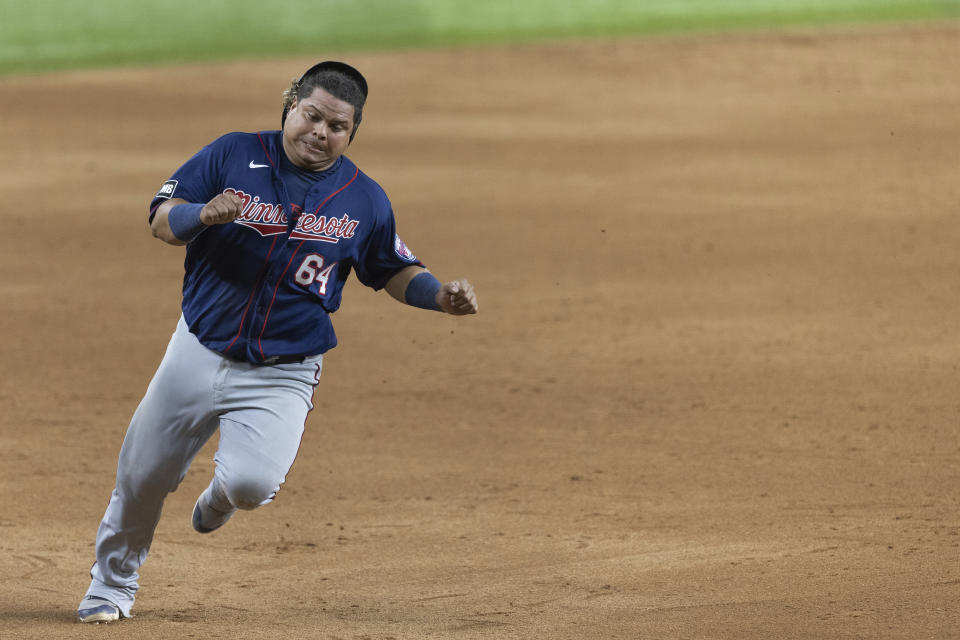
[200,193,243,225]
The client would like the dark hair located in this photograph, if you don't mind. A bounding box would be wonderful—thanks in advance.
[281,61,368,138]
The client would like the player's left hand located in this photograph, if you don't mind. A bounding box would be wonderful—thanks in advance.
[436,279,478,315]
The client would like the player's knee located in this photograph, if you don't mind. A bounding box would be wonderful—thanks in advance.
[221,473,281,511]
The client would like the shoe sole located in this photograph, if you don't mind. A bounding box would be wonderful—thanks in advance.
[78,607,120,624]
[193,501,217,533]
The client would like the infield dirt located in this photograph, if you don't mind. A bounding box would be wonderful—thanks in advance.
[0,22,958,640]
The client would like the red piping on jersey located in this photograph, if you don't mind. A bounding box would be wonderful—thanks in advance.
[256,165,360,359]
[255,132,278,168]
[257,240,306,359]
[225,236,280,355]
[310,165,359,214]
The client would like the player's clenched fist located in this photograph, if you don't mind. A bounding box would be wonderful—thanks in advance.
[201,193,244,225]
[437,279,479,315]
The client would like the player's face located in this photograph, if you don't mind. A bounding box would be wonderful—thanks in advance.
[282,87,356,172]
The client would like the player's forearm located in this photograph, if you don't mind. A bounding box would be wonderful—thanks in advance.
[150,198,189,246]
[385,267,479,315]
[151,194,243,245]
[384,265,429,304]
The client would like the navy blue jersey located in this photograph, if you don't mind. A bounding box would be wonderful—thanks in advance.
[150,131,423,363]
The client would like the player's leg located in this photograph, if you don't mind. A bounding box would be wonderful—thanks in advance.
[192,356,322,531]
[81,316,223,619]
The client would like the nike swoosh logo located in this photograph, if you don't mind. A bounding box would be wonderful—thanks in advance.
[249,161,270,169]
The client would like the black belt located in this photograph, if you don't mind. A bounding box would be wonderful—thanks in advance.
[221,352,311,366]
[260,354,310,365]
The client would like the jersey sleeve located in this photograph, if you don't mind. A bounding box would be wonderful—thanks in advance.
[148,134,231,221]
[353,195,425,290]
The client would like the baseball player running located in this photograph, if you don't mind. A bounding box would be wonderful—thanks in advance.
[77,61,478,623]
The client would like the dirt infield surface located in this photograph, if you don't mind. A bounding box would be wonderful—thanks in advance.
[1,22,958,640]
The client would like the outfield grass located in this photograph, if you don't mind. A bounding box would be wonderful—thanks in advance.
[1,0,958,75]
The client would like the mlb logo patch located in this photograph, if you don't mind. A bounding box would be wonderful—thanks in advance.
[155,180,178,199]
[394,235,417,262]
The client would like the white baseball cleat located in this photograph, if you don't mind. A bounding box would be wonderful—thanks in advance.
[77,596,120,623]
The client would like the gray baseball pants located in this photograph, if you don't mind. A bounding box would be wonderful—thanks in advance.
[83,315,322,616]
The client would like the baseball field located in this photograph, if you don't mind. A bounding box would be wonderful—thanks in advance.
[1,1,959,638]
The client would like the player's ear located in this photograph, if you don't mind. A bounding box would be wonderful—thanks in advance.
[349,123,360,143]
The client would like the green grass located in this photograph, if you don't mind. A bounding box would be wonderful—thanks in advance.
[1,0,958,75]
